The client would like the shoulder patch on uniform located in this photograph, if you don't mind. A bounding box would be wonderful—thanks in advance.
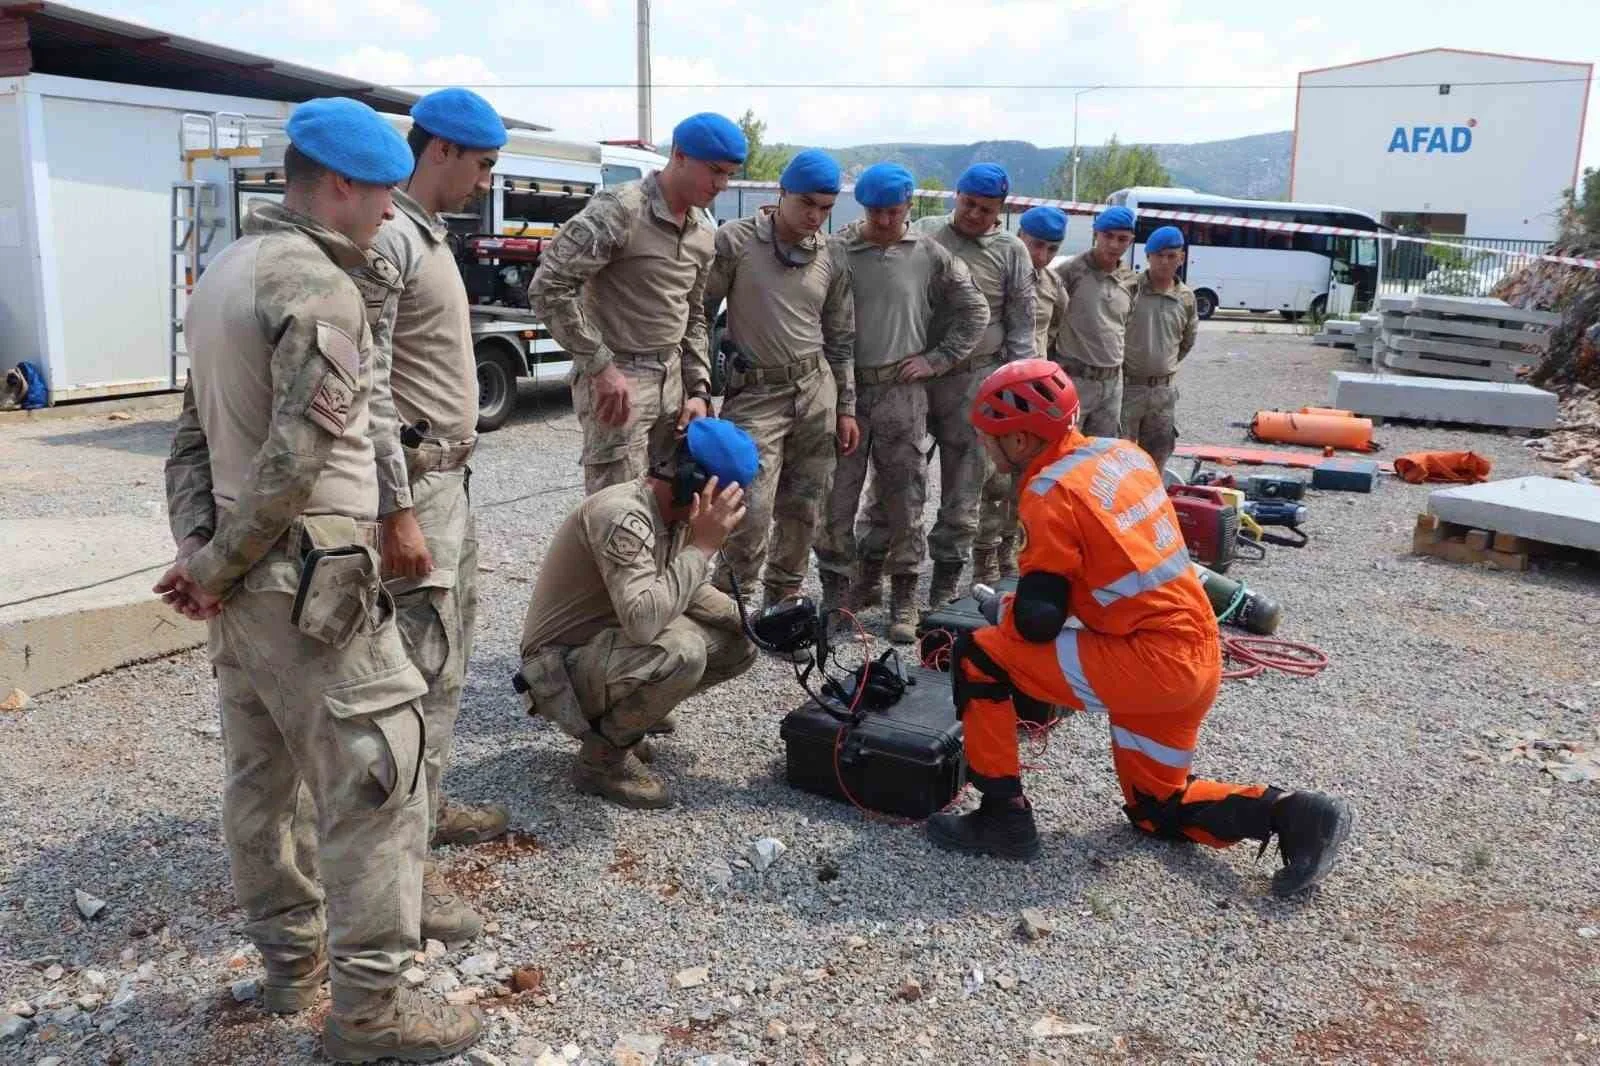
[1017,515,1030,556]
[305,320,361,435]
[315,321,361,384]
[602,511,655,564]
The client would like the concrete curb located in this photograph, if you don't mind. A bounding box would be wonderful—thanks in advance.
[0,392,181,426]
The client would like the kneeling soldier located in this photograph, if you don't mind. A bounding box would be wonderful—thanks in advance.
[516,419,759,807]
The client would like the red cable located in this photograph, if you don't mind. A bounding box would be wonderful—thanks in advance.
[1221,631,1329,680]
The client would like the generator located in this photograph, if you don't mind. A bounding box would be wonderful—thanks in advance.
[1167,484,1240,572]
[779,663,965,818]
[453,234,545,308]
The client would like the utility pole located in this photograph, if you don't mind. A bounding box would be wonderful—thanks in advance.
[1071,86,1103,203]
[636,0,652,144]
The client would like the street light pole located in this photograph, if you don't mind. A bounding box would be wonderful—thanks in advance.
[636,0,652,144]
[1071,86,1103,204]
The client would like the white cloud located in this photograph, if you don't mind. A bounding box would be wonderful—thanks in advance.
[332,48,498,89]
[233,0,440,42]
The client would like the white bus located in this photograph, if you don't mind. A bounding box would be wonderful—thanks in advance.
[1106,187,1382,320]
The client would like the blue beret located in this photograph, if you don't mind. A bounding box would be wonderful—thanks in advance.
[687,417,759,489]
[854,162,915,208]
[410,87,508,150]
[287,97,413,185]
[1093,206,1136,233]
[956,162,1009,199]
[1019,206,1067,243]
[780,149,841,194]
[672,112,748,164]
[1146,225,1185,253]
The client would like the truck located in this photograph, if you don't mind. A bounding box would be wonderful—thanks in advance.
[0,18,667,430]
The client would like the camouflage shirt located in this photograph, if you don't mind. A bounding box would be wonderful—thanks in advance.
[1032,265,1066,360]
[1053,251,1138,369]
[528,173,713,398]
[520,479,733,653]
[836,220,988,372]
[166,203,388,597]
[913,214,1035,362]
[1124,274,1198,377]
[703,207,857,416]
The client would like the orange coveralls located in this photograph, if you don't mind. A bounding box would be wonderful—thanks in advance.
[961,429,1277,847]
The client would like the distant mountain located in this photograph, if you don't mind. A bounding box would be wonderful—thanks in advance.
[774,131,1292,201]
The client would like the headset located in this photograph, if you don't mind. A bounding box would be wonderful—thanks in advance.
[658,437,712,507]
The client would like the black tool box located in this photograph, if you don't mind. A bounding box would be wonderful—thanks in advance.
[915,577,1017,664]
[779,664,965,818]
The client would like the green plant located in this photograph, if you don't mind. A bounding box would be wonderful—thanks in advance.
[1046,134,1171,203]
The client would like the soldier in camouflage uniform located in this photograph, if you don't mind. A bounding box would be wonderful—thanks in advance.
[973,205,1067,586]
[1121,226,1198,472]
[516,419,758,808]
[1054,206,1139,437]
[816,163,987,644]
[158,98,481,1063]
[703,150,856,610]
[353,89,510,950]
[528,113,746,494]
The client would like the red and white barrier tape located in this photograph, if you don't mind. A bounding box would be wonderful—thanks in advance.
[725,180,1600,271]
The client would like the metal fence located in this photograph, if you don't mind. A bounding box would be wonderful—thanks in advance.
[1379,235,1551,299]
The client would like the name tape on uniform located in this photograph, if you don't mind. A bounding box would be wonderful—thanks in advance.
[725,181,1600,272]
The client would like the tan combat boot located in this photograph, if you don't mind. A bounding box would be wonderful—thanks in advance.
[323,986,483,1063]
[998,535,1019,580]
[571,735,673,809]
[430,797,509,848]
[928,561,964,609]
[420,860,482,946]
[888,574,920,644]
[853,557,885,610]
[260,945,328,1014]
[970,546,1000,589]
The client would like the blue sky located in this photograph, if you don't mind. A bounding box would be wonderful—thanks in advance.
[75,0,1598,173]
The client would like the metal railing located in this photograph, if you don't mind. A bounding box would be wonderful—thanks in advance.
[1379,235,1551,299]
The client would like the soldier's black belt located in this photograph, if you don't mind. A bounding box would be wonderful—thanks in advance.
[733,356,823,388]
[1130,373,1176,387]
[1059,359,1122,381]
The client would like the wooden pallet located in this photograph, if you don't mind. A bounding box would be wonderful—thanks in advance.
[1412,513,1540,570]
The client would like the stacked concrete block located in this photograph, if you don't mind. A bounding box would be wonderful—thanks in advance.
[1329,370,1560,430]
[1311,319,1361,349]
[1373,294,1558,381]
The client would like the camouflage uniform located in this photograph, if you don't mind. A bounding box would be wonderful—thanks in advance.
[360,188,483,834]
[817,221,987,582]
[517,480,755,746]
[978,265,1068,562]
[1053,251,1138,437]
[882,215,1033,582]
[1120,274,1198,471]
[703,208,855,603]
[165,203,425,1002]
[528,174,714,494]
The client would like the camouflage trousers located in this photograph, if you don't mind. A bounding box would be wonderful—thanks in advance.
[816,380,928,579]
[713,364,837,600]
[1059,358,1124,438]
[574,356,683,495]
[860,357,996,567]
[387,467,478,834]
[976,465,1018,552]
[211,548,428,994]
[566,615,755,747]
[1121,379,1180,472]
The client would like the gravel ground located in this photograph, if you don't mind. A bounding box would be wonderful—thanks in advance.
[3,328,1599,1066]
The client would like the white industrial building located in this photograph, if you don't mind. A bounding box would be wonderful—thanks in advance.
[1291,48,1591,241]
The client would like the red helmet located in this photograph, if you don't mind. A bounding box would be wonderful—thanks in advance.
[970,359,1079,440]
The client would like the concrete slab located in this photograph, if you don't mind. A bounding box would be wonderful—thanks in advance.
[0,517,205,696]
[1408,294,1562,327]
[1429,477,1600,552]
[1401,315,1551,350]
[1381,351,1519,382]
[1387,334,1539,367]
[1378,294,1418,313]
[1329,371,1559,429]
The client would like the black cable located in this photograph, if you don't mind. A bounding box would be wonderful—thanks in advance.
[392,77,1596,90]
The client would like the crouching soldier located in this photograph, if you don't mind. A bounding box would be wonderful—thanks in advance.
[514,419,759,807]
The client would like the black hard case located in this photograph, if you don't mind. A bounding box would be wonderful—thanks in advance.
[778,665,965,818]
[915,577,1018,659]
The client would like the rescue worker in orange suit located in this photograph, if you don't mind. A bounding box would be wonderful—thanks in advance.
[926,359,1352,896]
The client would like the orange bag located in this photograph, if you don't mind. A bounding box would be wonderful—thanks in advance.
[1250,411,1376,452]
[1392,451,1492,484]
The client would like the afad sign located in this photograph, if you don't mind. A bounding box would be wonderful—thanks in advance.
[1388,118,1477,154]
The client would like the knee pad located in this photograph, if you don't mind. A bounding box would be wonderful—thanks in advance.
[950,631,1012,717]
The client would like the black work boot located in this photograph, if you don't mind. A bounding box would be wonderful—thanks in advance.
[1267,791,1353,897]
[926,792,1041,861]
